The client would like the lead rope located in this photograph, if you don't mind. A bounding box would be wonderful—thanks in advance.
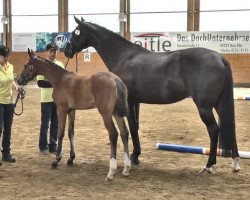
[64,54,78,72]
[75,53,78,73]
[14,86,26,116]
[64,57,70,69]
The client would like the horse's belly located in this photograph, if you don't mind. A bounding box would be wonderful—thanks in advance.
[69,99,96,110]
[131,87,188,104]
[139,94,187,104]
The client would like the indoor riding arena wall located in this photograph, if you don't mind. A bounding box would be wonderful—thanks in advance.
[10,52,250,85]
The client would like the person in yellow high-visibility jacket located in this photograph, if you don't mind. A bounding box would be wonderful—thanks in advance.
[37,43,64,155]
[0,45,19,164]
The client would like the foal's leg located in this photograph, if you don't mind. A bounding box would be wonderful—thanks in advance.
[127,102,141,165]
[114,115,131,177]
[67,109,76,166]
[102,113,118,180]
[197,107,219,173]
[51,106,67,169]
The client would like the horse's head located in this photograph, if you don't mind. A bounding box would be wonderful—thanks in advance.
[17,48,39,85]
[64,16,90,58]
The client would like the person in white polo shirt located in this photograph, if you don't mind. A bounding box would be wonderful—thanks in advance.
[37,43,64,155]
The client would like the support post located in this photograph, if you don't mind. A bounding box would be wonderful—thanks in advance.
[2,0,11,47]
[58,0,68,32]
[187,0,200,31]
[119,0,129,38]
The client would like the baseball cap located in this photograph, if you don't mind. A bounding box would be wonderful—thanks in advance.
[0,45,10,57]
[46,43,58,51]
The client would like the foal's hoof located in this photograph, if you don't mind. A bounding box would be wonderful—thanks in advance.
[51,161,58,169]
[105,176,113,181]
[199,165,216,174]
[130,154,140,165]
[67,159,73,166]
[122,171,130,177]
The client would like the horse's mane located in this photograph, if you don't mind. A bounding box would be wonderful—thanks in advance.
[84,21,133,45]
[37,56,68,73]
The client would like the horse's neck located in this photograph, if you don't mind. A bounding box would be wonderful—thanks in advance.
[87,25,137,70]
[37,60,64,86]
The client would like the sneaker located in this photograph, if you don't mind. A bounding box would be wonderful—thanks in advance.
[2,155,16,163]
[40,149,50,156]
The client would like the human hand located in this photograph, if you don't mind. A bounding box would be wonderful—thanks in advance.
[17,86,26,96]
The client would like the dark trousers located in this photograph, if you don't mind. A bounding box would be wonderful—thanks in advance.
[0,103,14,156]
[39,102,58,151]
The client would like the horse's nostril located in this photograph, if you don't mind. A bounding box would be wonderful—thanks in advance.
[17,76,25,85]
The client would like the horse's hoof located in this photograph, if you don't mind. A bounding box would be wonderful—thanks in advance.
[105,176,113,181]
[122,171,130,177]
[51,161,58,169]
[130,154,140,165]
[199,165,216,174]
[67,159,73,166]
[231,157,240,172]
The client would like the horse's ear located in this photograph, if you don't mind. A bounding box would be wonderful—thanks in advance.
[28,48,31,57]
[28,48,35,58]
[74,16,82,25]
[81,17,85,22]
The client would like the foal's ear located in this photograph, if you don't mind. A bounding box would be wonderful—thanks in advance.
[28,48,34,58]
[74,16,82,25]
[81,17,85,22]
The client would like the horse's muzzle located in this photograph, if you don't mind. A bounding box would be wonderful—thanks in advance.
[64,42,75,58]
[17,75,27,86]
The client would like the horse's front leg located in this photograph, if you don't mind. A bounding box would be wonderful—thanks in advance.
[127,102,141,165]
[67,109,76,166]
[102,115,118,180]
[51,106,67,169]
[114,115,131,176]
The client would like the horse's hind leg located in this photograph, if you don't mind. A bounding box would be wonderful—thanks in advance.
[67,109,76,166]
[197,106,220,173]
[114,115,131,177]
[51,106,67,169]
[214,107,240,172]
[102,114,118,180]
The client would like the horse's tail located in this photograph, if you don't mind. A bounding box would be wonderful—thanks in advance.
[217,57,237,152]
[114,78,129,117]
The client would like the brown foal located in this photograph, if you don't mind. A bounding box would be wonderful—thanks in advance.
[18,49,131,180]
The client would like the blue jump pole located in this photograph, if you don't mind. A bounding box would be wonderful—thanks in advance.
[156,143,250,159]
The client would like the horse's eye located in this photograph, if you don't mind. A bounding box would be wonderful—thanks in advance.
[75,29,80,35]
[29,65,33,70]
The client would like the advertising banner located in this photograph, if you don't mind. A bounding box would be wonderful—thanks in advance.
[12,33,36,51]
[12,31,250,54]
[12,32,71,52]
[131,31,250,54]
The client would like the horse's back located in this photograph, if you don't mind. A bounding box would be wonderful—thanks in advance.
[90,72,120,115]
[178,48,227,105]
[115,48,227,105]
[54,73,96,110]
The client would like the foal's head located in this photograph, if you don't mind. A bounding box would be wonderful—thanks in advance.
[17,49,39,85]
[64,16,91,58]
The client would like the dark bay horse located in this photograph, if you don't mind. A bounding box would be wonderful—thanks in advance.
[18,49,131,180]
[64,16,240,173]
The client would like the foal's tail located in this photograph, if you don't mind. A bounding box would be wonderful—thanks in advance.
[217,57,238,153]
[114,78,129,117]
